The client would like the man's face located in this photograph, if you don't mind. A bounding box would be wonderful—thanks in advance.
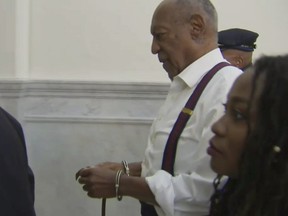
[221,49,239,67]
[221,49,253,70]
[150,3,193,80]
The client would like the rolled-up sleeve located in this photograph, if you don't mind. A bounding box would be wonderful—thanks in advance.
[146,154,215,216]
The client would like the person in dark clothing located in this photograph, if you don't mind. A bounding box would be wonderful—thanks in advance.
[0,107,36,216]
[218,28,259,71]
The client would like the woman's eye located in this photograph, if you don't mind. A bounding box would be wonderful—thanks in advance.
[232,109,246,121]
[223,103,247,121]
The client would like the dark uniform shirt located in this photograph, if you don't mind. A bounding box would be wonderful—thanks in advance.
[0,107,36,216]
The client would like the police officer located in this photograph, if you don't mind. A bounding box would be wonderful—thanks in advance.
[218,28,259,70]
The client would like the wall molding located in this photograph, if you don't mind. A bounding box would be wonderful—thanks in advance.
[24,115,154,124]
[0,79,167,121]
[0,80,169,99]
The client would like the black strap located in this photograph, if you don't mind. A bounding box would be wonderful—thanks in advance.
[102,198,106,216]
[140,62,230,216]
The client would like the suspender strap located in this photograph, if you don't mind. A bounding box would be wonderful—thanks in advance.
[161,62,230,175]
[140,62,230,216]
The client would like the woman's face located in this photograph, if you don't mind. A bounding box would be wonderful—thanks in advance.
[207,69,260,178]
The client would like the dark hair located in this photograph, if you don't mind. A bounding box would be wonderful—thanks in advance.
[210,54,288,216]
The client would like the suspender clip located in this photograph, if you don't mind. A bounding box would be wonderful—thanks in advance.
[182,108,193,116]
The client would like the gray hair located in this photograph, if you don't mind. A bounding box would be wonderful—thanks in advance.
[175,0,218,32]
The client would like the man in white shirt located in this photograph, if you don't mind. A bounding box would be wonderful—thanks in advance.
[76,0,242,215]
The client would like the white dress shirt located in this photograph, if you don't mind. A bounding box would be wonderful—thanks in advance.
[141,48,242,216]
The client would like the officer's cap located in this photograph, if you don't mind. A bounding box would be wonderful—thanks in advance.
[218,28,259,52]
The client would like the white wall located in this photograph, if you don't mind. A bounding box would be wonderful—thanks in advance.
[214,0,288,59]
[0,0,15,77]
[29,0,165,82]
[1,0,288,82]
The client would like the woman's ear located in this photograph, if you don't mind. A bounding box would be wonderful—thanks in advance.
[189,14,205,39]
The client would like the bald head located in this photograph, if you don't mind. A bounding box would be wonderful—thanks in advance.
[176,0,218,29]
[157,0,218,33]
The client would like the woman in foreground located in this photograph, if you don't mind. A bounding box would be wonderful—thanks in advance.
[208,54,288,216]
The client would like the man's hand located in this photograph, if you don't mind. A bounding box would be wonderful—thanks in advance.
[76,165,117,198]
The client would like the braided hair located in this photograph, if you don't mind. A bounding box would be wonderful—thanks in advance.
[210,55,288,216]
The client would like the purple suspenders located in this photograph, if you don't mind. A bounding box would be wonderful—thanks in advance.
[141,62,230,216]
[161,62,230,175]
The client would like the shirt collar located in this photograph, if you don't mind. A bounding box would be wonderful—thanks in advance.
[176,48,227,88]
